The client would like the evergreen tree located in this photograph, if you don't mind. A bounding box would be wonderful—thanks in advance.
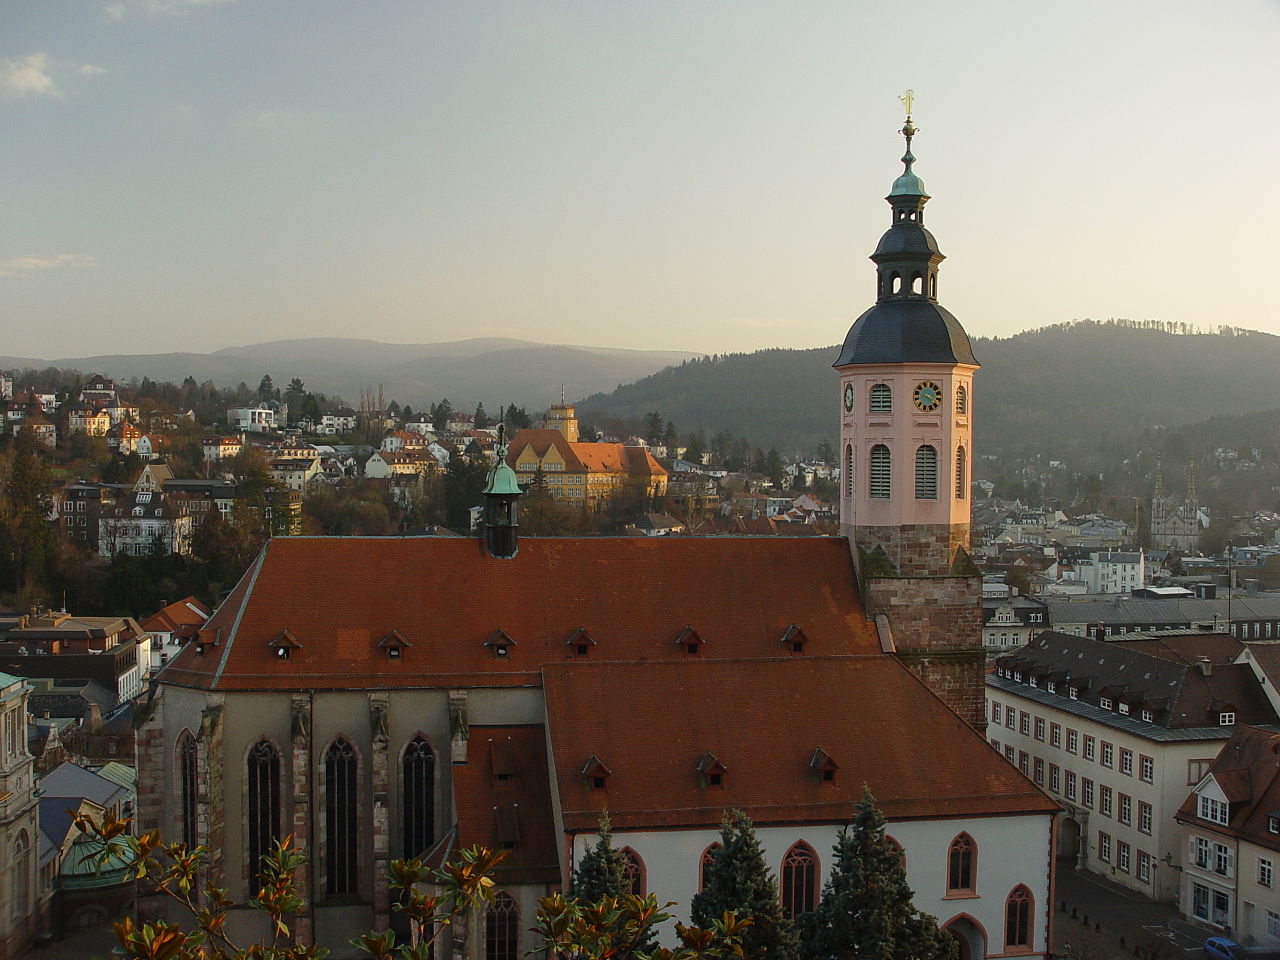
[798,788,956,960]
[569,814,656,958]
[1,432,58,598]
[692,810,798,960]
[257,375,276,402]
[474,402,490,429]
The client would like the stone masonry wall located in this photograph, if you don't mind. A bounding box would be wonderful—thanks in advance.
[848,523,971,578]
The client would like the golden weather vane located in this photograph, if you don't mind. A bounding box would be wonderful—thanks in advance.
[899,89,914,119]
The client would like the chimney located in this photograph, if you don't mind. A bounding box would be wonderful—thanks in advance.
[86,702,102,728]
[1197,657,1213,677]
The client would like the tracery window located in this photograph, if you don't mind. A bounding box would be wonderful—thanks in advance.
[870,445,891,499]
[780,842,818,920]
[246,739,280,892]
[1005,885,1033,951]
[915,445,938,499]
[947,833,976,894]
[869,384,892,413]
[179,732,198,848]
[11,830,31,924]
[402,737,435,859]
[325,737,358,897]
[620,847,645,896]
[699,843,722,892]
[485,891,519,960]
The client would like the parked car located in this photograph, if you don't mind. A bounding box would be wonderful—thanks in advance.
[1205,938,1246,960]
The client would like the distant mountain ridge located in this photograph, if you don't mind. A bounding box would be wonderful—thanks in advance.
[576,322,1280,457]
[0,337,699,411]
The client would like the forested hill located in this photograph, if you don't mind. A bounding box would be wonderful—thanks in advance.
[576,321,1280,458]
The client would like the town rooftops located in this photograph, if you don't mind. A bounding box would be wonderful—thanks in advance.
[162,536,881,691]
[1044,596,1280,627]
[507,429,667,478]
[1175,724,1280,847]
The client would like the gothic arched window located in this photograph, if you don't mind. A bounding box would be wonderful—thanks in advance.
[947,832,977,894]
[955,384,968,414]
[246,739,280,892]
[402,737,435,859]
[699,842,722,892]
[780,841,818,920]
[178,732,198,848]
[324,737,358,897]
[620,847,645,896]
[869,445,891,499]
[869,384,892,414]
[915,445,938,499]
[844,445,854,499]
[955,446,967,500]
[1005,885,1033,951]
[486,891,519,960]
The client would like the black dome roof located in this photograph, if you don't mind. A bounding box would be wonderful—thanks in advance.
[872,222,942,259]
[832,299,979,367]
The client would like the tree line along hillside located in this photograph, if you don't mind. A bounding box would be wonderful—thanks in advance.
[577,321,1280,461]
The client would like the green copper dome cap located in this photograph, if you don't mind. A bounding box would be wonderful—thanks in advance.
[887,115,929,198]
[483,427,523,496]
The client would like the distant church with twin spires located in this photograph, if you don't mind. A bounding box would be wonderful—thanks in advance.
[135,110,1053,960]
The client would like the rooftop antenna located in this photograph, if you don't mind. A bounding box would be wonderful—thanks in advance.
[560,383,565,406]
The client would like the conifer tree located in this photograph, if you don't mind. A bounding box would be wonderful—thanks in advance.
[798,787,956,960]
[692,810,798,960]
[569,813,656,957]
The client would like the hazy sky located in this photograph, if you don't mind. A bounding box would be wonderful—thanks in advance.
[3,1,1278,360]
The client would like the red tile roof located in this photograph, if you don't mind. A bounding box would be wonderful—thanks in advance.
[508,430,667,479]
[141,597,212,635]
[452,726,560,882]
[543,657,1057,830]
[162,536,880,691]
[1175,725,1280,850]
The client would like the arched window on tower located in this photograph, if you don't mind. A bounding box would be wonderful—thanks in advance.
[844,445,854,500]
[869,384,892,413]
[947,832,977,895]
[911,273,922,294]
[11,830,31,925]
[324,737,358,897]
[780,842,818,920]
[955,384,967,415]
[1005,885,1034,952]
[402,737,435,859]
[869,445,891,499]
[915,445,938,499]
[246,740,280,892]
[178,732,198,849]
[930,273,937,298]
[620,847,645,896]
[891,273,903,294]
[485,891,519,960]
[955,446,967,500]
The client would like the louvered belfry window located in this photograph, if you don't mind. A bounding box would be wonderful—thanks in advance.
[915,445,938,499]
[844,445,854,499]
[869,445,891,499]
[956,383,968,414]
[325,738,358,896]
[955,446,967,499]
[869,383,892,413]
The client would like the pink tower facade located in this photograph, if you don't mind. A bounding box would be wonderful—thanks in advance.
[834,113,985,727]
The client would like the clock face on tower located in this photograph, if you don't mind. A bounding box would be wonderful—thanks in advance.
[843,383,855,413]
[913,381,942,412]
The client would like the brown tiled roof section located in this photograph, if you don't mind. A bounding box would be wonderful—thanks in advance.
[1174,725,1280,851]
[452,726,559,883]
[543,657,1057,831]
[161,536,879,691]
[141,597,211,635]
[507,429,667,479]
[1111,634,1244,666]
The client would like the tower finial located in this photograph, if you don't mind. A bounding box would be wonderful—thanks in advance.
[898,90,918,175]
[899,88,914,119]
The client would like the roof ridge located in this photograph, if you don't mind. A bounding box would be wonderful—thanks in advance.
[211,542,271,689]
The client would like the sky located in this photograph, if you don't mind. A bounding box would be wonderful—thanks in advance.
[2,0,1279,360]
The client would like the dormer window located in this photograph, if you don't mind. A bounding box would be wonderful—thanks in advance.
[1046,682,1056,694]
[1118,702,1130,715]
[696,751,727,789]
[485,629,516,659]
[379,630,411,660]
[779,624,807,654]
[810,748,839,784]
[1220,711,1236,726]
[676,626,704,656]
[581,754,611,791]
[495,803,520,849]
[1069,687,1079,700]
[1142,708,1154,723]
[269,629,301,660]
[567,627,596,659]
[1268,816,1279,834]
[1100,697,1113,710]
[1199,794,1229,826]
[490,738,515,784]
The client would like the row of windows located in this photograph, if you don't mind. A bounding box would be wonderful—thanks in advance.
[844,443,966,500]
[1096,832,1153,882]
[1000,663,1238,726]
[864,382,968,415]
[991,740,1154,835]
[182,733,437,895]
[987,701,1156,782]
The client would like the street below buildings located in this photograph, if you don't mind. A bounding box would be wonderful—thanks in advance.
[1054,864,1210,960]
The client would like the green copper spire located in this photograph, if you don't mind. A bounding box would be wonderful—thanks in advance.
[888,90,929,198]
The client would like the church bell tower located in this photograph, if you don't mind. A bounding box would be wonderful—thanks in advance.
[834,99,984,727]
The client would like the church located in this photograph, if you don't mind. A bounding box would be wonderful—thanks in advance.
[137,114,1058,960]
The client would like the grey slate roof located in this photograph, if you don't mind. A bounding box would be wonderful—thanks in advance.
[832,299,979,366]
[1046,596,1280,627]
[40,761,129,808]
